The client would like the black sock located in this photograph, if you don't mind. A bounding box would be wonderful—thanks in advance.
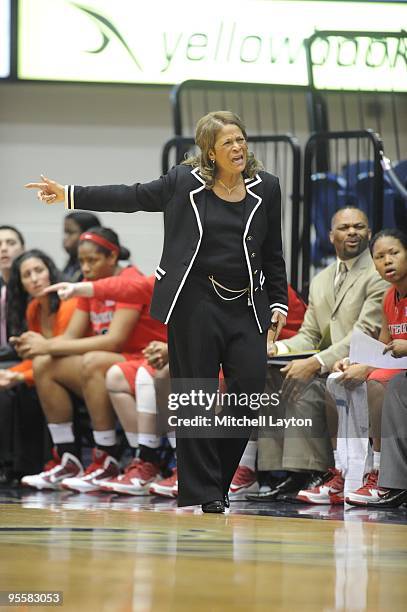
[139,444,160,464]
[96,444,120,460]
[57,442,79,459]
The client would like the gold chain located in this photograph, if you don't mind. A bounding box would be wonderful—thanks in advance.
[217,178,243,196]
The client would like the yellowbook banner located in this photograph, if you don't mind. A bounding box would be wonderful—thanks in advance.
[17,0,407,90]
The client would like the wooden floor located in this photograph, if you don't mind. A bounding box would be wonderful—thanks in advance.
[1,490,407,611]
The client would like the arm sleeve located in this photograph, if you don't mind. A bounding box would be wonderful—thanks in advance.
[317,274,388,369]
[261,177,288,318]
[92,275,153,305]
[282,280,323,352]
[65,167,178,214]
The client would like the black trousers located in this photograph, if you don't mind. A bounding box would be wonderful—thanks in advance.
[168,272,267,506]
[0,385,51,476]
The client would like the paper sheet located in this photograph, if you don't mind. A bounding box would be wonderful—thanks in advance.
[349,329,407,369]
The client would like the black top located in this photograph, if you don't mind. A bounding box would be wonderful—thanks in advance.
[0,277,19,362]
[193,190,249,284]
[71,165,288,333]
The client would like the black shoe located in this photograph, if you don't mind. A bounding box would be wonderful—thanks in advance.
[202,500,225,513]
[224,493,230,508]
[364,488,407,508]
[246,472,310,502]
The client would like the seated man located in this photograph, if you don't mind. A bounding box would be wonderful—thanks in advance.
[316,228,407,506]
[249,206,388,502]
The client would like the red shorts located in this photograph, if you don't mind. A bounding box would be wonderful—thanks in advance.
[117,354,156,394]
[368,368,406,386]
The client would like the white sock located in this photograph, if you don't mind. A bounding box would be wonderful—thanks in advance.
[333,450,341,471]
[48,422,74,445]
[93,429,117,447]
[373,451,381,471]
[125,431,138,449]
[239,440,257,471]
[138,433,160,448]
[167,432,176,449]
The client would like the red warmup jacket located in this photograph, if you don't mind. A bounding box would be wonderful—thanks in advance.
[89,271,167,350]
[279,285,307,340]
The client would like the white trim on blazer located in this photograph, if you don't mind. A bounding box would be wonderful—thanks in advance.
[164,167,206,324]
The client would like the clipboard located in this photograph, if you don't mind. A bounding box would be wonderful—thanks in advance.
[267,350,319,366]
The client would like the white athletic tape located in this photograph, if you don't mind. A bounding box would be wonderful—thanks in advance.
[135,366,157,414]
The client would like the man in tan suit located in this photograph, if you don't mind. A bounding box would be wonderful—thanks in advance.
[250,206,388,501]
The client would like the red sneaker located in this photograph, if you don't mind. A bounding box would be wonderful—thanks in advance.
[345,470,385,506]
[149,468,178,498]
[109,458,160,495]
[228,466,259,500]
[99,457,143,492]
[296,468,344,505]
[21,449,83,490]
[61,449,119,493]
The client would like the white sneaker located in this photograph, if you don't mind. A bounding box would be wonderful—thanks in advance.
[21,449,83,490]
[228,466,259,500]
[149,468,178,498]
[345,470,385,506]
[296,468,344,505]
[61,448,119,493]
[109,458,160,495]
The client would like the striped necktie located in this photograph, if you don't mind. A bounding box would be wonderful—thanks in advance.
[334,262,348,298]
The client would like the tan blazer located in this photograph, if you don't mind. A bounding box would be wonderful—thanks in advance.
[282,248,388,369]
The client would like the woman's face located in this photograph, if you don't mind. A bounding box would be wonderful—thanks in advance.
[20,257,51,298]
[78,242,117,280]
[63,218,82,255]
[373,236,407,284]
[0,229,24,274]
[210,124,248,176]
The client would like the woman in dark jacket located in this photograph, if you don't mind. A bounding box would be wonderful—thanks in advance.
[26,110,288,512]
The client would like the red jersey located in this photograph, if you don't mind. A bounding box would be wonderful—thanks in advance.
[383,286,407,340]
[76,267,167,354]
[368,286,407,384]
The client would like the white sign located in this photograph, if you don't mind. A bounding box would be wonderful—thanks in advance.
[350,329,407,369]
[18,0,407,91]
[0,0,11,79]
[311,32,407,91]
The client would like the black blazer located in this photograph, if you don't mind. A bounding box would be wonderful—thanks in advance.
[66,165,288,333]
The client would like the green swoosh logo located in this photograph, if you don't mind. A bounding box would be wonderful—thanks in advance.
[71,3,143,71]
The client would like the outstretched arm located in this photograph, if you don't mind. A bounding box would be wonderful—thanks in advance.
[25,168,178,213]
[43,275,153,305]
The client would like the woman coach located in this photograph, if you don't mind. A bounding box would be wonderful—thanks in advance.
[26,111,288,513]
